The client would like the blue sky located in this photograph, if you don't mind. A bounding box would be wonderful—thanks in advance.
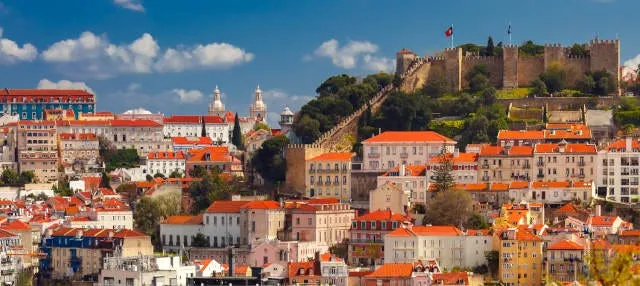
[0,0,638,125]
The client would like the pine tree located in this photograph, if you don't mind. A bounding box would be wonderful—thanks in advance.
[232,112,243,149]
[100,171,111,189]
[432,146,454,193]
[486,36,495,56]
[201,116,207,137]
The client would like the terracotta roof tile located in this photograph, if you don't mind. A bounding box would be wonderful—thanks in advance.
[516,229,542,241]
[308,152,354,161]
[205,201,249,213]
[620,230,640,237]
[432,272,469,285]
[534,143,597,153]
[384,165,426,177]
[557,203,580,213]
[172,137,214,145]
[365,263,413,278]
[59,133,97,141]
[1,220,30,231]
[163,215,204,225]
[587,216,619,226]
[354,209,409,222]
[363,131,455,143]
[147,151,186,160]
[497,130,544,140]
[163,115,200,124]
[547,239,584,250]
[429,152,478,163]
[242,201,280,210]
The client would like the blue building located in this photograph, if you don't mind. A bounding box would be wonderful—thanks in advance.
[0,89,96,120]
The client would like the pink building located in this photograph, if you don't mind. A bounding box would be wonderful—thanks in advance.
[285,199,354,246]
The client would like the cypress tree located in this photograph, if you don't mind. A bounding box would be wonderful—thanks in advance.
[486,36,495,56]
[201,116,207,137]
[232,112,243,149]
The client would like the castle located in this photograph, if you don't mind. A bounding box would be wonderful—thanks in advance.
[396,38,620,93]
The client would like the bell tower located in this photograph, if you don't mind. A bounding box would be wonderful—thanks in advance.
[208,85,225,116]
[249,84,267,123]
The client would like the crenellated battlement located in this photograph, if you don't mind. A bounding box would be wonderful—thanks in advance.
[544,43,563,48]
[589,39,619,45]
[464,55,502,63]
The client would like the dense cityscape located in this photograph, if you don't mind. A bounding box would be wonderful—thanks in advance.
[2,1,640,286]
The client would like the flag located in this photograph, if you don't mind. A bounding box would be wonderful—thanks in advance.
[445,26,453,38]
[507,24,512,35]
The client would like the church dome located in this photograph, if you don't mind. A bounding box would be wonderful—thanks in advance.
[281,106,294,116]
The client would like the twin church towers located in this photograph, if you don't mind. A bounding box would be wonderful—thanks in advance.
[207,85,267,123]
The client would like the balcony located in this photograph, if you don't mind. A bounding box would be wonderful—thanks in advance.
[367,153,380,158]
[308,169,316,173]
[317,180,323,186]
[536,161,545,167]
[537,174,545,179]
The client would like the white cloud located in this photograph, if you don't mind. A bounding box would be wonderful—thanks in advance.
[37,79,95,94]
[363,54,395,73]
[0,27,38,64]
[623,55,640,80]
[155,43,254,72]
[42,31,252,78]
[312,39,378,69]
[113,0,145,12]
[173,89,204,103]
[127,83,141,91]
[262,89,313,125]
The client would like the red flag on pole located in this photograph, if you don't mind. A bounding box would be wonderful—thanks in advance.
[445,26,453,38]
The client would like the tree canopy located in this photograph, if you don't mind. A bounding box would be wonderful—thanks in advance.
[423,189,474,228]
[232,112,243,149]
[251,135,289,183]
[134,191,182,247]
[187,168,233,214]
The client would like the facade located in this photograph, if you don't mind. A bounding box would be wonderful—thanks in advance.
[279,106,294,135]
[17,120,59,183]
[0,229,22,284]
[0,89,95,120]
[369,182,408,215]
[99,255,196,286]
[497,228,543,286]
[208,86,226,117]
[384,226,491,270]
[286,199,354,246]
[305,152,353,201]
[159,215,205,252]
[185,146,237,176]
[39,227,153,279]
[162,115,229,143]
[508,181,594,205]
[0,127,17,171]
[146,151,186,177]
[171,136,215,152]
[545,239,585,283]
[349,210,410,266]
[239,200,285,244]
[478,145,533,183]
[202,201,246,248]
[376,165,428,207]
[533,143,597,182]
[58,133,99,167]
[426,152,478,183]
[319,253,349,286]
[596,138,640,203]
[362,131,456,171]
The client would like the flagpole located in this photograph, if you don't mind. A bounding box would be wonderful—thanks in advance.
[509,22,512,46]
[451,24,454,48]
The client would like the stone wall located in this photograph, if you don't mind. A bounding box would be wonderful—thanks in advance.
[284,144,327,192]
[461,55,503,88]
[589,39,620,87]
[503,46,518,88]
[517,55,544,86]
[443,48,462,92]
[498,96,619,109]
[350,170,384,201]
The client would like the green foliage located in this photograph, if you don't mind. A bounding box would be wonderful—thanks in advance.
[329,243,349,261]
[105,149,140,171]
[587,251,640,285]
[369,91,433,132]
[26,192,48,201]
[254,122,270,132]
[486,36,495,56]
[116,182,139,205]
[427,120,464,139]
[53,180,74,196]
[134,191,183,246]
[569,43,589,57]
[466,213,490,229]
[539,62,567,93]
[530,78,548,96]
[412,203,426,214]
[169,170,183,178]
[577,69,616,96]
[191,233,210,247]
[519,40,544,56]
[187,169,233,214]
[480,87,497,106]
[496,87,532,99]
[293,73,392,143]
[465,64,491,93]
[423,189,474,227]
[614,97,640,127]
[432,148,455,194]
[485,251,499,279]
[1,169,36,186]
[232,112,243,149]
[145,174,153,182]
[16,268,33,286]
[251,135,289,183]
[154,173,166,179]
[100,171,111,188]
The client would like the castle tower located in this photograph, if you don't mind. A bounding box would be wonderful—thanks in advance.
[395,48,417,76]
[589,39,620,92]
[443,47,463,92]
[208,85,226,116]
[279,106,294,134]
[503,45,519,88]
[249,84,267,123]
[543,43,566,69]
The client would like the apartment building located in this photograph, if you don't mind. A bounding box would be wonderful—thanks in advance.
[497,228,543,286]
[426,152,478,183]
[545,239,585,283]
[376,165,428,205]
[162,115,229,144]
[349,210,410,266]
[305,152,353,201]
[58,133,99,167]
[17,120,59,183]
[508,181,594,206]
[286,199,354,246]
[0,89,95,120]
[533,143,597,182]
[362,131,455,171]
[478,145,533,183]
[146,151,186,177]
[596,138,640,203]
[240,201,285,244]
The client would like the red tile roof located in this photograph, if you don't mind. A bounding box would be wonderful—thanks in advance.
[605,139,640,151]
[205,201,249,213]
[59,133,97,141]
[547,239,584,250]
[429,152,478,163]
[516,229,543,241]
[187,147,231,162]
[1,220,30,231]
[242,201,280,210]
[288,261,317,278]
[384,165,426,176]
[432,272,469,285]
[534,143,597,153]
[497,130,544,140]
[544,124,591,139]
[388,225,463,237]
[479,145,533,156]
[365,263,413,278]
[0,229,18,239]
[620,230,640,237]
[147,151,186,160]
[557,203,580,213]
[109,119,161,127]
[587,216,619,226]
[1,89,93,96]
[163,115,200,124]
[363,131,455,143]
[308,152,354,161]
[113,229,147,238]
[163,215,204,225]
[203,116,225,124]
[354,209,409,222]
[172,136,214,145]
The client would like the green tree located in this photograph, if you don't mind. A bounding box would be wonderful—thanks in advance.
[187,169,232,214]
[169,170,183,178]
[480,87,497,106]
[254,122,270,131]
[1,168,19,185]
[16,268,33,286]
[539,62,567,93]
[587,251,640,285]
[104,149,140,171]
[316,74,357,97]
[577,74,596,94]
[329,243,349,261]
[486,36,495,56]
[365,244,381,266]
[201,116,206,137]
[466,213,490,229]
[251,135,289,184]
[530,78,548,97]
[188,166,208,178]
[116,182,139,205]
[100,172,111,188]
[466,64,491,93]
[232,112,243,149]
[98,135,116,161]
[19,171,34,184]
[485,251,499,279]
[432,149,455,194]
[145,174,153,182]
[569,43,589,57]
[423,189,474,228]
[519,40,544,56]
[53,180,73,196]
[191,233,210,247]
[154,173,166,179]
[134,191,182,247]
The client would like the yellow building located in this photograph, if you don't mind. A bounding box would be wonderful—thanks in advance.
[497,228,543,286]
[305,152,354,201]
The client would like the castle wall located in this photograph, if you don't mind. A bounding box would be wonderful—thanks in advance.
[517,55,545,86]
[443,48,463,92]
[396,53,417,76]
[284,145,327,192]
[461,56,503,88]
[589,39,620,89]
[400,61,432,93]
[544,44,566,69]
[503,46,518,88]
[565,57,591,86]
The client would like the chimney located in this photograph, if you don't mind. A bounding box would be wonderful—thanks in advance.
[399,163,406,177]
[626,136,633,152]
[595,204,602,217]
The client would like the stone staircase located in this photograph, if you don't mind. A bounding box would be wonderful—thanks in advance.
[312,57,428,151]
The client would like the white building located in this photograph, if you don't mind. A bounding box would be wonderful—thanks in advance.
[208,86,226,117]
[596,137,640,203]
[384,225,491,270]
[162,115,229,144]
[193,258,225,277]
[65,199,134,230]
[508,181,594,205]
[145,151,186,177]
[376,164,428,205]
[98,255,196,286]
[319,253,348,286]
[249,85,267,123]
[362,131,456,171]
[426,152,478,184]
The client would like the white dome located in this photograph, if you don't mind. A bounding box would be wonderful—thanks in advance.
[281,106,294,116]
[123,108,152,115]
